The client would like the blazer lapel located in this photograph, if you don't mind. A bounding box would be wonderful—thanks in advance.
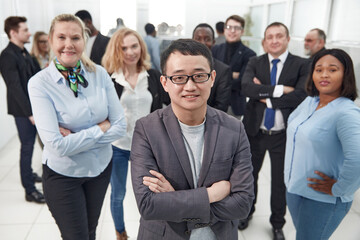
[197,108,219,187]
[278,53,293,85]
[261,54,271,85]
[162,107,195,189]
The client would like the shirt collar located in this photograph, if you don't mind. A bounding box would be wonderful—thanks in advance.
[268,50,289,64]
[111,68,149,86]
[49,60,86,86]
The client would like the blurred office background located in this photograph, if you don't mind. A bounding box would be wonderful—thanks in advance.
[0,0,360,239]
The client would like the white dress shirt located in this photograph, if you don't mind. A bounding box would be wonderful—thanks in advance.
[260,50,289,131]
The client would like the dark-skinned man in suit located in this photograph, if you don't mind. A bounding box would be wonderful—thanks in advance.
[192,23,232,112]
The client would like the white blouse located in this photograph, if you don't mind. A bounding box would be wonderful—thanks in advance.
[111,69,153,150]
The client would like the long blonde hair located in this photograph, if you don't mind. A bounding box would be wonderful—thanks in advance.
[49,14,95,72]
[102,28,151,74]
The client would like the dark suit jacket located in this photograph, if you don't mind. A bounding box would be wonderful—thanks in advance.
[241,53,308,137]
[112,69,167,112]
[212,41,256,115]
[131,106,254,240]
[0,42,41,117]
[208,58,231,112]
[90,32,110,65]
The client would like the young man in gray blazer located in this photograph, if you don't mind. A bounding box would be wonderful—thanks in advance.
[131,39,254,240]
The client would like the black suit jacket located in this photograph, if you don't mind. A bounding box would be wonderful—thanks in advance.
[212,41,256,115]
[90,32,110,65]
[208,58,231,112]
[241,53,308,137]
[0,42,41,117]
[112,69,167,112]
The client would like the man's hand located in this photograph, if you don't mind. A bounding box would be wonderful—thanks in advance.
[59,127,71,137]
[207,180,231,203]
[232,72,240,80]
[307,171,336,196]
[98,119,111,133]
[28,116,35,125]
[143,170,175,193]
[283,86,295,94]
[253,77,261,85]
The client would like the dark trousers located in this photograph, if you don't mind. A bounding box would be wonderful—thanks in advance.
[43,161,112,240]
[14,117,37,194]
[248,131,286,229]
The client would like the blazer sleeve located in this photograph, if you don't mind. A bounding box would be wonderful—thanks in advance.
[232,49,256,92]
[0,51,33,116]
[242,56,275,99]
[210,62,231,111]
[270,58,308,109]
[208,121,254,222]
[131,119,212,223]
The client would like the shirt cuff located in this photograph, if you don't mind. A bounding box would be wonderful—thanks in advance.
[273,85,284,98]
[266,98,273,108]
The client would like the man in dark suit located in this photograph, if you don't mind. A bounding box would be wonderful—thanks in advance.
[304,28,326,58]
[131,39,254,240]
[75,10,110,65]
[212,15,256,117]
[192,23,231,112]
[241,22,308,239]
[0,16,44,203]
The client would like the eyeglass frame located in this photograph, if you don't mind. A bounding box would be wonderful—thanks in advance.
[224,25,243,31]
[164,72,212,85]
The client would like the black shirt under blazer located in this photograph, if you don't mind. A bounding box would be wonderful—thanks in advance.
[0,42,41,117]
[112,69,167,112]
[241,53,308,137]
[212,41,256,115]
[90,33,110,65]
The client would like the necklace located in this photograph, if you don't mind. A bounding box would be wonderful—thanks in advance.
[318,102,328,108]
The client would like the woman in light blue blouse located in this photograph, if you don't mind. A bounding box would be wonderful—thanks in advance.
[285,49,360,240]
[28,14,126,239]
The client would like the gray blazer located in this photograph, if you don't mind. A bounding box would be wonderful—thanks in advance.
[131,105,254,240]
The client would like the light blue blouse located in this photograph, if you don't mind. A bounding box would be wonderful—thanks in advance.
[28,61,126,177]
[285,96,360,203]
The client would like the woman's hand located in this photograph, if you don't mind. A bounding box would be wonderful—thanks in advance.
[143,170,175,193]
[98,119,111,133]
[307,171,337,196]
[59,127,71,137]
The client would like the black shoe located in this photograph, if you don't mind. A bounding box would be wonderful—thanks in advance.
[25,189,45,203]
[238,215,252,230]
[273,228,285,240]
[33,173,42,183]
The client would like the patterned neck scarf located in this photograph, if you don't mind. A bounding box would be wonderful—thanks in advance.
[54,58,88,97]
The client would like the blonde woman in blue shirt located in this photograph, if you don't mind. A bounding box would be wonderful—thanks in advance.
[285,48,360,240]
[28,14,126,239]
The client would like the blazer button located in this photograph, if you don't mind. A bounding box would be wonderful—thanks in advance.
[185,230,191,235]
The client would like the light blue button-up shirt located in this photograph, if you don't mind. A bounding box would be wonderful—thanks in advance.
[285,96,360,203]
[28,61,126,177]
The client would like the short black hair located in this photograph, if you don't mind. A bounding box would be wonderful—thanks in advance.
[265,22,289,37]
[192,23,215,41]
[145,23,155,35]
[306,48,358,101]
[160,39,213,75]
[215,22,224,34]
[75,10,92,21]
[4,16,27,39]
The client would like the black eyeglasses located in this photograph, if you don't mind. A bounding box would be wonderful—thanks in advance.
[165,73,211,84]
[225,25,243,31]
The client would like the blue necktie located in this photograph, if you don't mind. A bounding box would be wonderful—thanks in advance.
[264,59,280,130]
